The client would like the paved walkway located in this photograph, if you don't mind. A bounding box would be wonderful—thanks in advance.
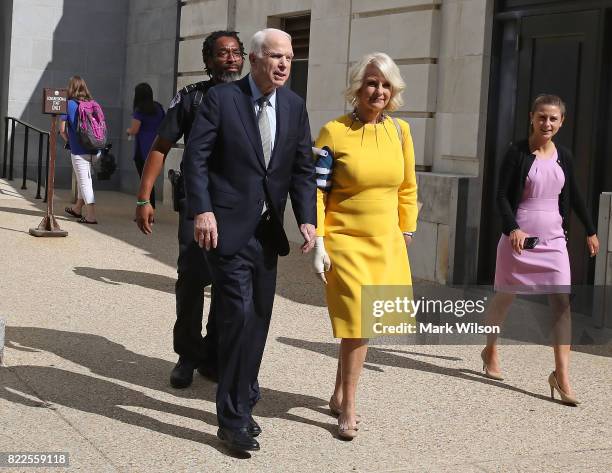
[0,178,611,472]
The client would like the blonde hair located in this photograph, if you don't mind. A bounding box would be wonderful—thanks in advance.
[345,52,405,112]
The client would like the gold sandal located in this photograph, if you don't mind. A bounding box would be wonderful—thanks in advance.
[329,397,362,423]
[338,419,359,440]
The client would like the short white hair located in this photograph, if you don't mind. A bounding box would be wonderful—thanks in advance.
[250,28,292,57]
[345,52,405,112]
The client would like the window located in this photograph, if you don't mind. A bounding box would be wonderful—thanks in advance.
[276,14,310,101]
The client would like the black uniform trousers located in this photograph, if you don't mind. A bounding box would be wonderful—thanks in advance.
[207,217,277,430]
[174,198,217,365]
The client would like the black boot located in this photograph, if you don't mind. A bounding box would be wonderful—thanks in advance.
[170,356,197,388]
[217,427,260,452]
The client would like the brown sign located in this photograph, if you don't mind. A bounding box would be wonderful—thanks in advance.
[42,88,68,115]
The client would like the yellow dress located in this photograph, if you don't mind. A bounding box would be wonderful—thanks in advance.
[315,114,419,338]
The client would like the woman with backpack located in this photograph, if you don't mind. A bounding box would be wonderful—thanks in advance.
[126,83,165,209]
[60,75,99,224]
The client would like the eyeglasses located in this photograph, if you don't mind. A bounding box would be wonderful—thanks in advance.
[216,48,244,59]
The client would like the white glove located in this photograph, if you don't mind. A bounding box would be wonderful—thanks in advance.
[313,236,331,284]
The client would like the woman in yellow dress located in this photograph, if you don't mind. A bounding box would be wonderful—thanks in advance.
[313,52,418,439]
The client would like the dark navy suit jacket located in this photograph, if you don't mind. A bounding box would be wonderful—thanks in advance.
[183,75,316,256]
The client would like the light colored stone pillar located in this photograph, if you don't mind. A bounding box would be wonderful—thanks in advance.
[594,192,612,328]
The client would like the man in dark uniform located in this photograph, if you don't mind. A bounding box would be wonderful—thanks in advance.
[135,31,245,389]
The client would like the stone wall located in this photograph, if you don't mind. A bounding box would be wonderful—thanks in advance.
[3,0,128,189]
[1,0,179,195]
[0,0,13,165]
[163,0,233,209]
[408,173,473,284]
[594,192,612,327]
[172,0,493,283]
[120,0,178,197]
[175,0,445,169]
[436,0,494,283]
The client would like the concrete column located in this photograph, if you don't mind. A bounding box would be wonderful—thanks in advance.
[594,192,612,328]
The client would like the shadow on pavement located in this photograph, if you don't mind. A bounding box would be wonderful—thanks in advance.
[277,337,555,403]
[1,182,325,306]
[276,242,326,307]
[1,365,224,452]
[0,205,59,218]
[0,226,30,235]
[4,327,334,451]
[73,267,182,295]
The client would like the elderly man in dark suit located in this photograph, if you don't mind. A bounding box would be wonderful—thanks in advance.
[183,28,316,452]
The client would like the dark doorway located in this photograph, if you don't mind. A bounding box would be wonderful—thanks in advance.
[279,14,311,101]
[479,1,612,286]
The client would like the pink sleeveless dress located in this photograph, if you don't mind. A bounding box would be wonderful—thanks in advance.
[494,150,571,293]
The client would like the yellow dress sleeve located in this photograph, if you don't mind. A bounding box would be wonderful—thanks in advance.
[314,123,335,237]
[397,119,418,232]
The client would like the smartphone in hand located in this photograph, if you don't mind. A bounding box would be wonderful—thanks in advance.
[523,236,539,249]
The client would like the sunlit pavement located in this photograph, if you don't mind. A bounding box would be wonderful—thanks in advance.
[1,178,611,472]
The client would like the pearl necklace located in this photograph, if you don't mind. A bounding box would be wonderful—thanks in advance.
[351,109,387,124]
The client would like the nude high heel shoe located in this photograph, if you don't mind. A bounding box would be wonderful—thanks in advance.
[548,371,579,406]
[480,348,504,381]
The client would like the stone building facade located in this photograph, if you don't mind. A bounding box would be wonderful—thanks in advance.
[171,0,492,284]
[2,0,611,288]
[0,0,177,191]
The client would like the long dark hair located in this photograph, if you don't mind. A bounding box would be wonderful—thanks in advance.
[67,75,93,101]
[133,82,157,115]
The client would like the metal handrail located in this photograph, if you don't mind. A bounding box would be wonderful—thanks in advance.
[5,117,49,135]
[2,116,51,201]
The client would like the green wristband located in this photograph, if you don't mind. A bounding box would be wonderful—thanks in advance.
[136,200,150,207]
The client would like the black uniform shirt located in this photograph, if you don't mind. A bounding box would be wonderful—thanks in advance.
[157,80,215,157]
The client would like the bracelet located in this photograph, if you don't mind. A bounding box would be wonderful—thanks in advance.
[403,232,414,237]
[136,200,150,207]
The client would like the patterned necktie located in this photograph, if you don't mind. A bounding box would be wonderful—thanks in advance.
[257,96,271,168]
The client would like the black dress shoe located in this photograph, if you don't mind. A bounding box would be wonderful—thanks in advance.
[217,427,260,452]
[248,415,261,437]
[169,357,196,389]
[197,364,218,383]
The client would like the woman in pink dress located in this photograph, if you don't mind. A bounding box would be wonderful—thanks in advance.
[481,94,599,405]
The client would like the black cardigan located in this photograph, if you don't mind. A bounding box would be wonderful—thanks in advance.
[496,139,596,237]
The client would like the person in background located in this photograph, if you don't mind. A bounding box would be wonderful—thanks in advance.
[134,31,245,389]
[481,94,599,405]
[313,52,418,439]
[60,75,99,224]
[126,82,165,208]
